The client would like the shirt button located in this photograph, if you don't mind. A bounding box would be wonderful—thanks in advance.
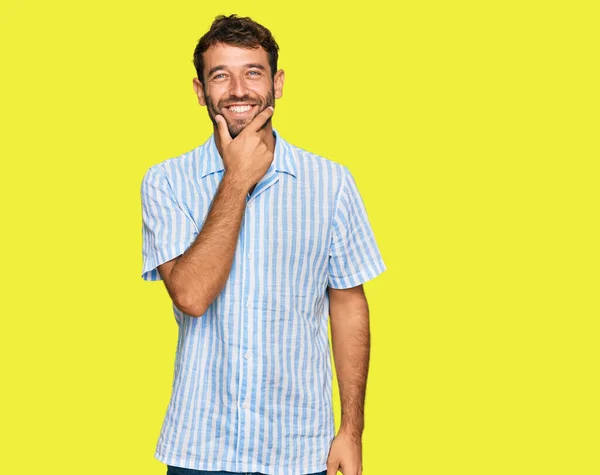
[244,351,250,360]
[247,254,252,260]
[243,402,249,409]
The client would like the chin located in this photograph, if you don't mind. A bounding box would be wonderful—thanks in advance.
[227,120,253,138]
[227,125,244,138]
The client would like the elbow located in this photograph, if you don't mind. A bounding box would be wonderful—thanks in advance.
[173,292,208,318]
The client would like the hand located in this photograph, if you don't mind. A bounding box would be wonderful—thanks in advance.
[326,430,363,475]
[214,106,275,192]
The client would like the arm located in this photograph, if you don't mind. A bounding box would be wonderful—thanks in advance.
[157,174,248,317]
[326,284,369,475]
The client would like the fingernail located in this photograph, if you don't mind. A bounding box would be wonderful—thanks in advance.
[269,106,274,111]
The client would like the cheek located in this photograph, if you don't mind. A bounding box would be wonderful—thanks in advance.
[246,81,269,95]
[206,86,227,104]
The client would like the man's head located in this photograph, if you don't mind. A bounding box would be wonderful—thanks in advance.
[192,14,284,138]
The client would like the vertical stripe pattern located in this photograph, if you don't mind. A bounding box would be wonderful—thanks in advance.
[140,129,386,474]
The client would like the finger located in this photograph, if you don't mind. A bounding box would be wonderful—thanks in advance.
[326,460,339,475]
[245,105,274,133]
[214,115,232,145]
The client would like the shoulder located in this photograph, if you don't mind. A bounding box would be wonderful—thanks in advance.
[141,140,209,188]
[282,136,349,183]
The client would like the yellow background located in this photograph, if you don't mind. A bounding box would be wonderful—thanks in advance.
[1,1,598,474]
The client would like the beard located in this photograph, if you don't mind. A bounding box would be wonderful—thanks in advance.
[205,86,275,138]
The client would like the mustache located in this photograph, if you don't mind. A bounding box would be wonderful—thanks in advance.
[218,95,262,108]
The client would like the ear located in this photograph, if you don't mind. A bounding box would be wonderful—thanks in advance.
[274,69,285,99]
[192,77,207,106]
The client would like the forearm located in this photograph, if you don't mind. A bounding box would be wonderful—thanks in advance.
[330,299,370,439]
[169,172,248,316]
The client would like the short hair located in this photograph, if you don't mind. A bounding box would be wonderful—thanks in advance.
[193,14,280,86]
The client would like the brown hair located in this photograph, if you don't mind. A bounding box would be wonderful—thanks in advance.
[193,14,280,86]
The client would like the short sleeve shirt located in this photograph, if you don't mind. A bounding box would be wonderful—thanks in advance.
[140,129,386,474]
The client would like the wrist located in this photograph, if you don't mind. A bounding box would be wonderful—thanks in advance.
[222,171,250,195]
[338,422,364,441]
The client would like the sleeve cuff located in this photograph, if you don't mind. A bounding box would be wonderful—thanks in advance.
[141,241,193,281]
[327,258,387,289]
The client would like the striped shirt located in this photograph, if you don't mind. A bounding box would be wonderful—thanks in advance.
[140,128,386,474]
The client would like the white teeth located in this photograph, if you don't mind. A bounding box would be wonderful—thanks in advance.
[229,105,252,113]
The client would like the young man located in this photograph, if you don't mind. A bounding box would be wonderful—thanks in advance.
[141,14,386,475]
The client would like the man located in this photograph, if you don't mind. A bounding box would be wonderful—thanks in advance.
[141,14,386,475]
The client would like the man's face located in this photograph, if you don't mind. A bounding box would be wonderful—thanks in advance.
[193,43,285,138]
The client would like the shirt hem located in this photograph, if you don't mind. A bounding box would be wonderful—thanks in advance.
[155,448,327,475]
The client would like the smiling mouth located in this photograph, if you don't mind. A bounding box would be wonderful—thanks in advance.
[225,104,257,114]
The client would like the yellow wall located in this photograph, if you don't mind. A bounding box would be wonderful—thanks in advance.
[1,1,598,474]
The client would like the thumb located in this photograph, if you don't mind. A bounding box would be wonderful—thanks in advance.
[214,115,232,145]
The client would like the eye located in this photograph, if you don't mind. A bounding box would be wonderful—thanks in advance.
[248,70,261,76]
[211,73,227,80]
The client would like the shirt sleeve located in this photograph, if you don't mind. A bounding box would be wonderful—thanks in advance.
[327,166,387,289]
[140,166,199,281]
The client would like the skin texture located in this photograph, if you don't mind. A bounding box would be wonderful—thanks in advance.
[326,284,370,475]
[159,43,371,475]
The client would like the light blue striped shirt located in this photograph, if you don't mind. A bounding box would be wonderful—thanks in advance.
[140,129,386,474]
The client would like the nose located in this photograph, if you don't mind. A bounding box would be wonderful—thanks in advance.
[228,75,247,98]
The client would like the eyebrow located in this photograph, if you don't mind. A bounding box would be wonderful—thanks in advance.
[245,63,267,71]
[207,63,267,77]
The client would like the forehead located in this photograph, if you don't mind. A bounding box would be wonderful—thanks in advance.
[202,43,269,71]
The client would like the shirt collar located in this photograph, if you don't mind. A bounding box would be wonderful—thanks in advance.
[200,128,297,179]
